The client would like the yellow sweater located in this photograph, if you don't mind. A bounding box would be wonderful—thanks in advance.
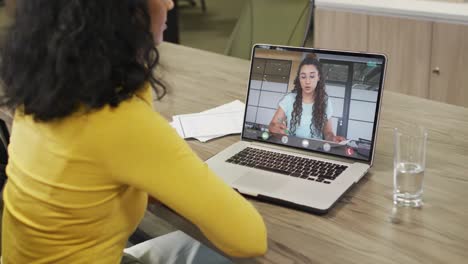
[1,85,267,263]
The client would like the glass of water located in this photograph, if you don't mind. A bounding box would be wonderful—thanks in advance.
[393,126,428,207]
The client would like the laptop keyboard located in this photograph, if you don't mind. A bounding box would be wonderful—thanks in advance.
[226,147,348,184]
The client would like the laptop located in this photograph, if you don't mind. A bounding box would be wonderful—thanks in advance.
[206,44,387,214]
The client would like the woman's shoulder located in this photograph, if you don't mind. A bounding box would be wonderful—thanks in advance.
[84,89,157,137]
[281,92,297,102]
[279,93,296,110]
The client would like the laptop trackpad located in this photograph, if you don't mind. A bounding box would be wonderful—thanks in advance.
[232,173,285,196]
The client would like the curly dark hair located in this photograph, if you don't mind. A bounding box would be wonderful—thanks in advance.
[0,0,166,122]
[290,56,328,138]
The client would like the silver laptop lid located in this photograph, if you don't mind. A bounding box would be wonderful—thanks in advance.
[241,44,387,165]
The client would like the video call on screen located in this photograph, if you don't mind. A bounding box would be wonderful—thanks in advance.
[243,46,385,162]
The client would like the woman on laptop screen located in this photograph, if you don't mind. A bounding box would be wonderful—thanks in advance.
[268,54,345,143]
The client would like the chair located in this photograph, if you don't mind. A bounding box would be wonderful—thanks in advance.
[225,0,314,60]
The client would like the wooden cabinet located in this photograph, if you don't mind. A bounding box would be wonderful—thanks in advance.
[368,15,432,98]
[429,22,468,107]
[314,9,368,51]
[314,8,468,108]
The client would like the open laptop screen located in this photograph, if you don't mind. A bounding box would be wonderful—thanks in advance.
[242,45,386,163]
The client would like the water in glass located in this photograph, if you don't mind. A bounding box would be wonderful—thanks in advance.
[394,162,424,206]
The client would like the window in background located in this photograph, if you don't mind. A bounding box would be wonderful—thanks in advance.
[246,58,292,126]
[322,60,381,141]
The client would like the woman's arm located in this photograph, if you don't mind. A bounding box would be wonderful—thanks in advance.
[268,107,288,135]
[92,98,267,258]
[323,119,346,142]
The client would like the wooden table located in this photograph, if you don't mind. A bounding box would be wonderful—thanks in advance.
[150,42,468,263]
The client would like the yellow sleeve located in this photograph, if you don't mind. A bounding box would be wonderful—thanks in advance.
[91,97,267,257]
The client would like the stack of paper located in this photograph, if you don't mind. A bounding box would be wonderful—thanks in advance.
[170,100,245,142]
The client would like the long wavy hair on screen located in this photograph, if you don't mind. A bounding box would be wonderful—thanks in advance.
[0,0,166,122]
[290,55,328,138]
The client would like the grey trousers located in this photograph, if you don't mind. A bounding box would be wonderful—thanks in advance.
[121,231,232,264]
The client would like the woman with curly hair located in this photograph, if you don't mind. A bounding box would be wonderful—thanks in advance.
[0,0,267,263]
[269,56,345,143]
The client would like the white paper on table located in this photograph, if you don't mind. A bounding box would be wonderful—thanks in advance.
[170,100,245,142]
[192,100,245,141]
[176,111,244,139]
[201,100,245,114]
[170,116,185,138]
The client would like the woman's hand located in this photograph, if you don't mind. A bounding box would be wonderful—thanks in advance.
[325,132,346,143]
[331,135,346,143]
[268,107,288,135]
[269,121,288,135]
[323,119,346,143]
